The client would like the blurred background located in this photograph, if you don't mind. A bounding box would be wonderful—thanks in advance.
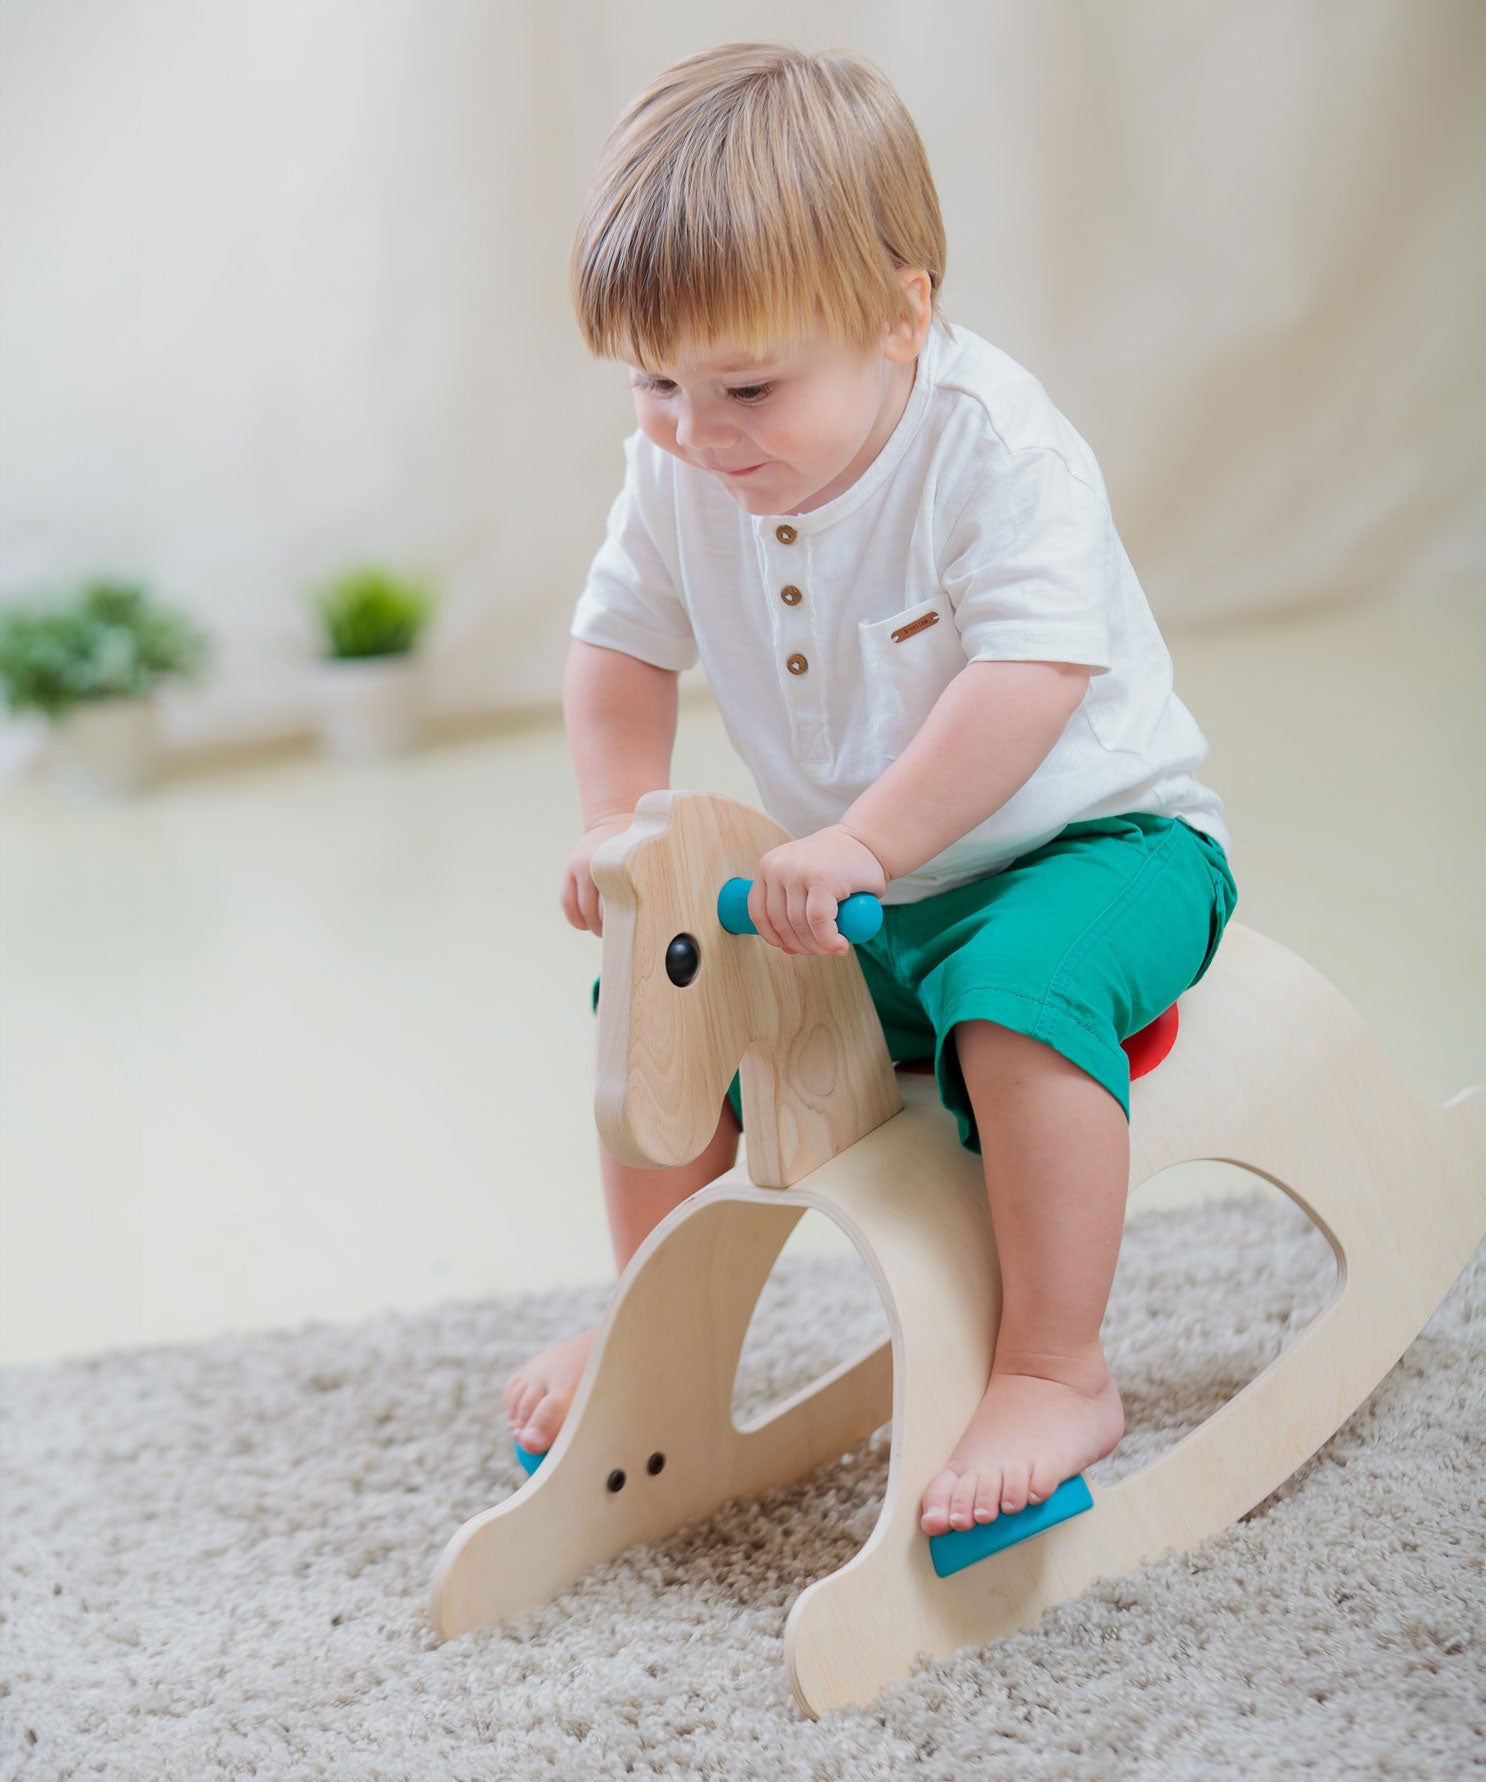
[1,0,1482,1365]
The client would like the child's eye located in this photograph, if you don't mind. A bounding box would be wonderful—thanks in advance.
[630,375,772,405]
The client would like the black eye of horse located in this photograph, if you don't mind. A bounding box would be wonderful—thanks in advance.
[665,934,700,987]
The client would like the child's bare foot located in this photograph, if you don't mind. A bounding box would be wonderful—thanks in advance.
[504,1328,597,1458]
[918,1353,1124,1535]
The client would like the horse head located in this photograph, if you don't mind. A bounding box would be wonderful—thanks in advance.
[591,792,901,1188]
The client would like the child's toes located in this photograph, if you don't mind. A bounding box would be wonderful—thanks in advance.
[505,1362,533,1400]
[516,1390,552,1443]
[997,1461,1032,1515]
[507,1377,541,1434]
[919,1468,961,1534]
[972,1470,1004,1524]
[519,1392,563,1453]
[947,1469,983,1532]
[1027,1456,1064,1507]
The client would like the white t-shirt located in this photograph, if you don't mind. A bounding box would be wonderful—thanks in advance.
[570,320,1229,904]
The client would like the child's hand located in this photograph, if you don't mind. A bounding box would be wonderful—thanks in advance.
[560,815,634,936]
[748,824,887,956]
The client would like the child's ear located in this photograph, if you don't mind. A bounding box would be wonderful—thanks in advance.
[883,267,933,363]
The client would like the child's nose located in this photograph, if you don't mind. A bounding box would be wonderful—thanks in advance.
[674,399,735,452]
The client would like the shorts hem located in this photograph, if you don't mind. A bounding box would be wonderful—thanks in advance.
[932,984,1132,1150]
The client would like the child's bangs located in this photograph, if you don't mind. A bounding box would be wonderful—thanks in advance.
[578,203,908,371]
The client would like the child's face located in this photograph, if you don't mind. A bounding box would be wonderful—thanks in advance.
[625,284,929,517]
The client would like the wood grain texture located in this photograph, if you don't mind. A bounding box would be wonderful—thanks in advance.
[431,796,1486,1718]
[589,791,901,1188]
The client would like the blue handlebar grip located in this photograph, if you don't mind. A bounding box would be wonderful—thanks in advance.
[837,892,885,944]
[717,877,883,945]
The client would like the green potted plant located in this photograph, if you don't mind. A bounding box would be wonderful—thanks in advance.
[0,580,209,797]
[309,565,436,762]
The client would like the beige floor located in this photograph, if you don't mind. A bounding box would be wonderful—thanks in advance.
[1,600,1481,1366]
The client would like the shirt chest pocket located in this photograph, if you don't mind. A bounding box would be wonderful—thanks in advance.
[857,596,965,763]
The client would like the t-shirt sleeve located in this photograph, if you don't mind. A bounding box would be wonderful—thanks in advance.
[570,435,698,672]
[940,445,1118,673]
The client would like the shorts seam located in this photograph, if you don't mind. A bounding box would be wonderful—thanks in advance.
[941,982,1128,1056]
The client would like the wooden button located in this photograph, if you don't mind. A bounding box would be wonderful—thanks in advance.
[786,653,809,676]
[775,524,798,544]
[780,585,803,606]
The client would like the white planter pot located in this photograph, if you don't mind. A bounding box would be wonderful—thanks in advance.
[312,655,422,763]
[50,696,162,799]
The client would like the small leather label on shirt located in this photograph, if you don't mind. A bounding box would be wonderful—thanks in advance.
[891,611,941,644]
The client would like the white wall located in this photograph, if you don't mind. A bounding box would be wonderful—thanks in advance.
[2,0,1482,756]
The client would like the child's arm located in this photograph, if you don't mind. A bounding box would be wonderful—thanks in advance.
[840,659,1091,877]
[565,639,679,825]
[747,659,1091,955]
[560,639,679,934]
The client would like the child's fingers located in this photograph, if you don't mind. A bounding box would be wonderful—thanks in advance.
[745,879,774,947]
[747,878,791,952]
[786,883,816,953]
[805,885,847,954]
[559,870,586,931]
[760,880,779,935]
[580,873,604,936]
[764,879,795,951]
[791,886,838,956]
[560,866,603,935]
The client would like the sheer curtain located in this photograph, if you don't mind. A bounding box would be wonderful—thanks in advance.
[1,0,1480,751]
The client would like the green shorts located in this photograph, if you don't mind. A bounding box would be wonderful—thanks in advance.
[594,812,1236,1152]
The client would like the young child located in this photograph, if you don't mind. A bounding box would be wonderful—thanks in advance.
[504,42,1236,1538]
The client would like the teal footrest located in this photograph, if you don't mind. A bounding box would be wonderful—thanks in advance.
[928,1473,1094,1578]
[514,1442,545,1477]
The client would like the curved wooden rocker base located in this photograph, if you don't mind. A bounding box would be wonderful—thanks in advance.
[430,798,1485,1717]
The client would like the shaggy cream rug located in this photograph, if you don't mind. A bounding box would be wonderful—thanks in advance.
[2,1195,1481,1780]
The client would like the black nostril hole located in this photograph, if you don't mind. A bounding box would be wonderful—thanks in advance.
[665,933,700,987]
[646,1451,665,1476]
[606,1469,626,1493]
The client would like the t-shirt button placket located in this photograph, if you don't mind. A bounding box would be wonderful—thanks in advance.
[769,519,825,754]
[781,583,807,676]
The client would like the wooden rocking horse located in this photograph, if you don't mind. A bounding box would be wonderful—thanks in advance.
[431,791,1486,1717]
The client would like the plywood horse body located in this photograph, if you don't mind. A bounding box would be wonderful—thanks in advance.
[432,792,1485,1716]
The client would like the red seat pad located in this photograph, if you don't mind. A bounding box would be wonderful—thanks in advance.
[1122,1003,1180,1080]
[895,1002,1181,1083]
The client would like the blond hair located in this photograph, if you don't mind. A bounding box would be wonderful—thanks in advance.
[572,42,948,367]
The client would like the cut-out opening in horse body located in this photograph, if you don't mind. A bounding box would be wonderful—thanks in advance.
[1096,1164,1339,1488]
[729,1209,890,1438]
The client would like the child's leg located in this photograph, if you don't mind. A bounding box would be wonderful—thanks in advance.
[504,1101,742,1454]
[601,1101,743,1271]
[919,1022,1128,1534]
